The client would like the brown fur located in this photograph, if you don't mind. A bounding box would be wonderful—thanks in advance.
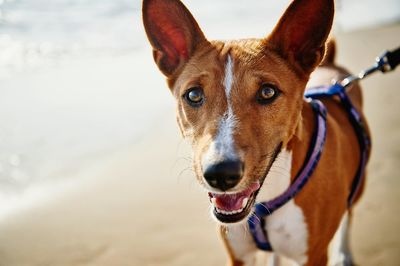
[143,0,370,265]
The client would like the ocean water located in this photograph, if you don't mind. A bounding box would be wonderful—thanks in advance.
[1,0,399,78]
[0,0,399,199]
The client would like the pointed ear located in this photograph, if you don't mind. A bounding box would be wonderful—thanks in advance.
[142,0,207,77]
[267,0,334,74]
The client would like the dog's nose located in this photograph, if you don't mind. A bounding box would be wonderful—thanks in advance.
[203,160,244,191]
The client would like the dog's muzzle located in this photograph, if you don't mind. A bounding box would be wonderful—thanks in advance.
[203,159,244,191]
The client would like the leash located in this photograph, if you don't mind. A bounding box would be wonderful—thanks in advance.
[341,46,400,87]
[248,46,400,252]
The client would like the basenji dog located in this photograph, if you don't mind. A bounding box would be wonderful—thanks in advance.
[142,0,370,265]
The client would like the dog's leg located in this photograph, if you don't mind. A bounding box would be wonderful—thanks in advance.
[219,225,258,266]
[328,211,354,266]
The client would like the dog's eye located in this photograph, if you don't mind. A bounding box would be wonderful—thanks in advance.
[184,87,204,107]
[257,83,280,104]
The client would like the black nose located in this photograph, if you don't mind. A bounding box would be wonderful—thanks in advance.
[203,160,244,191]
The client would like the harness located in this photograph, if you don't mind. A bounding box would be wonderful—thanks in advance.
[247,46,400,252]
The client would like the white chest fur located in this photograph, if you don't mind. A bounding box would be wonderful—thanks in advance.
[226,150,309,265]
[260,150,308,265]
[265,200,308,265]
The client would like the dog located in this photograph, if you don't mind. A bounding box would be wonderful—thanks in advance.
[142,0,371,265]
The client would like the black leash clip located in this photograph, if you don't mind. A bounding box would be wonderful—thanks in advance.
[340,46,400,88]
[379,47,400,72]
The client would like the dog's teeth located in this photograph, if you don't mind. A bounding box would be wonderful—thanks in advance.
[216,208,231,215]
[215,207,245,216]
[242,198,249,208]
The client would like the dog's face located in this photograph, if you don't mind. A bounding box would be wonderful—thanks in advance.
[143,0,333,223]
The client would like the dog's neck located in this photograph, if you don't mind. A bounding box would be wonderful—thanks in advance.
[258,101,315,202]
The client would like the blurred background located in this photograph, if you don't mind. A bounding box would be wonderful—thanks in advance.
[0,0,399,265]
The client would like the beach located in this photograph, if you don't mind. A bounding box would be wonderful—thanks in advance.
[0,1,399,265]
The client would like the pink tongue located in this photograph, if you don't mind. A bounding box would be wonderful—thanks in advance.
[215,195,246,211]
[211,182,260,211]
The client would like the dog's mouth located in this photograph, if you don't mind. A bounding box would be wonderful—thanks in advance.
[207,142,283,223]
[208,182,260,223]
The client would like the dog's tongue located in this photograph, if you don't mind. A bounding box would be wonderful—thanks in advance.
[210,182,260,211]
[214,194,247,211]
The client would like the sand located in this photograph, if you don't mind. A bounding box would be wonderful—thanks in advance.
[0,25,399,266]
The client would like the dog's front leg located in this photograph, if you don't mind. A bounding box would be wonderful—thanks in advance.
[219,224,258,266]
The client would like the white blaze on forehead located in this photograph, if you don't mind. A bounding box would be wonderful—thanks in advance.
[202,55,238,165]
[224,54,234,98]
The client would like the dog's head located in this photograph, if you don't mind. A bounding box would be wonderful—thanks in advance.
[142,0,334,223]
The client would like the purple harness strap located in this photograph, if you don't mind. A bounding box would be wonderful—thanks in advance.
[248,83,370,252]
[248,98,328,251]
[304,83,371,206]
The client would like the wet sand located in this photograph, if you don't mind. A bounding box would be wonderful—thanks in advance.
[0,24,399,265]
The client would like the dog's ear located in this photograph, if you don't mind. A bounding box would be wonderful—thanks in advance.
[267,0,334,74]
[142,0,207,77]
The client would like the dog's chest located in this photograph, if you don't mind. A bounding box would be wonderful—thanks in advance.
[265,200,308,265]
[258,149,308,264]
[226,202,308,265]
